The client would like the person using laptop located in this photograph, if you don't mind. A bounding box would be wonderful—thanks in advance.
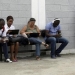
[20,18,49,60]
[45,18,69,58]
[4,16,19,62]
[0,18,12,62]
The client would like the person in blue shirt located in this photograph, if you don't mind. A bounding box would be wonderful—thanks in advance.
[45,18,69,59]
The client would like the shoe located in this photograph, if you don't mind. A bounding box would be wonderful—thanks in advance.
[36,56,41,60]
[5,59,12,63]
[44,44,49,48]
[55,54,61,57]
[51,55,56,59]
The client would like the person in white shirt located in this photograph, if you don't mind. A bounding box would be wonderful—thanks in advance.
[0,18,12,62]
[5,16,19,62]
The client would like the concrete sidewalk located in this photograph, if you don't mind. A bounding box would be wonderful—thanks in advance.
[0,53,75,75]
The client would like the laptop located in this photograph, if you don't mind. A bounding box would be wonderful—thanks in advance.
[29,33,39,37]
[8,29,19,35]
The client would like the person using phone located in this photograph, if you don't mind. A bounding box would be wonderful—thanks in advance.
[45,18,69,58]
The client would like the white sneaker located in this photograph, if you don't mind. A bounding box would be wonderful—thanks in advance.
[5,59,12,63]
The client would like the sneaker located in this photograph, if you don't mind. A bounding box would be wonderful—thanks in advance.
[5,59,12,63]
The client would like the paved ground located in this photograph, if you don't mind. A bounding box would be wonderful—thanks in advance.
[0,53,75,75]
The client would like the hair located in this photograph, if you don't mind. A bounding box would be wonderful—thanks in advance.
[0,18,5,25]
[29,18,36,21]
[6,15,14,21]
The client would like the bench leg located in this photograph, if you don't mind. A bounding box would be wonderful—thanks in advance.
[0,46,2,61]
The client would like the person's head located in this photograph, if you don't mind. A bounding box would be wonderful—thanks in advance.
[52,18,60,27]
[0,18,5,29]
[28,18,36,27]
[6,16,14,27]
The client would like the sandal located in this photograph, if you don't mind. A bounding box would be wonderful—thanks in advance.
[36,56,40,60]
[44,44,49,48]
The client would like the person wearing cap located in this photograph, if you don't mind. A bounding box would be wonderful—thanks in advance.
[45,18,69,59]
[20,18,49,60]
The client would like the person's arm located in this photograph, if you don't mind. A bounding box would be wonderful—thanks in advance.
[36,25,41,36]
[1,30,9,42]
[45,23,56,37]
[45,30,56,37]
[20,25,31,34]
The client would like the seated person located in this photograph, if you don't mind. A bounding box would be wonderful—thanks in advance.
[20,18,49,60]
[45,18,69,58]
[4,16,19,62]
[0,18,12,62]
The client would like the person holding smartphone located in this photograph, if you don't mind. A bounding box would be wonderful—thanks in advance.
[45,18,69,58]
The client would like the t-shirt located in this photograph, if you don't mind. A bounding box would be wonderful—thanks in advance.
[4,24,15,36]
[45,22,61,35]
[0,28,6,37]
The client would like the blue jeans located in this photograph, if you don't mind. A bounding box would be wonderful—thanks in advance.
[45,37,69,56]
[29,37,41,56]
[0,43,8,59]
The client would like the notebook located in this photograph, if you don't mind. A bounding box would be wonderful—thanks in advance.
[8,29,19,35]
[29,33,39,37]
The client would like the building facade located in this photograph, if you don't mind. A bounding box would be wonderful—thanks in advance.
[0,0,75,50]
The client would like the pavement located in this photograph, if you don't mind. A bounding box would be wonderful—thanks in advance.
[0,51,75,75]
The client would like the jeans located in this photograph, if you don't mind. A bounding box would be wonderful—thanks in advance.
[29,37,41,56]
[0,43,8,59]
[45,37,69,56]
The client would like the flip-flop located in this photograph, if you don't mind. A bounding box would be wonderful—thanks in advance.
[36,56,40,60]
[44,44,49,48]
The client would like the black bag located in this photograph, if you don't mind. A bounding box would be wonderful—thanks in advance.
[19,36,29,45]
[9,36,22,43]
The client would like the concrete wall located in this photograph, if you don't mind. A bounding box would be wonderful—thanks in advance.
[0,0,32,51]
[0,0,31,29]
[46,0,75,49]
[0,0,75,50]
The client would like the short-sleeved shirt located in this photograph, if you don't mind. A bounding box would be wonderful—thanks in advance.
[4,24,15,36]
[4,24,15,32]
[0,28,6,37]
[45,22,61,35]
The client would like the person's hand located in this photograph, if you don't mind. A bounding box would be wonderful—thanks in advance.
[0,38,5,43]
[39,33,41,36]
[0,38,9,43]
[55,34,62,38]
[7,30,12,34]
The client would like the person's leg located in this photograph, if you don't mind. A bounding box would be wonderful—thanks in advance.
[55,37,69,55]
[10,43,15,61]
[45,37,56,58]
[29,37,41,60]
[14,42,19,61]
[1,43,8,59]
[35,44,40,57]
[1,42,12,62]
